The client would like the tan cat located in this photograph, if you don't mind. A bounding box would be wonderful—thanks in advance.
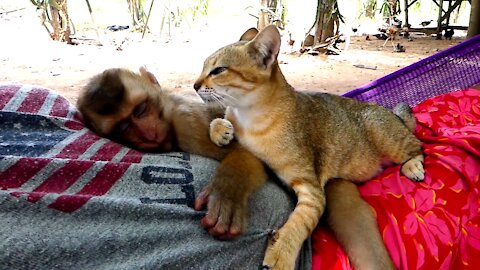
[194,25,425,270]
[78,67,399,269]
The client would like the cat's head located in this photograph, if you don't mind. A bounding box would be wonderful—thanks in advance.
[193,25,281,108]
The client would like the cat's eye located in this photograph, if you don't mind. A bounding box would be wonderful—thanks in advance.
[209,67,227,76]
[133,101,147,118]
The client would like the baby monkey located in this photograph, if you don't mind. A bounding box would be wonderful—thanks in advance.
[78,67,265,239]
[77,67,395,270]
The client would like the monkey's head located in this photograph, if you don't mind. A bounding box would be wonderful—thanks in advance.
[77,67,175,152]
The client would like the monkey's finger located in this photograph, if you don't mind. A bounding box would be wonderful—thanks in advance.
[209,221,229,238]
[201,197,222,229]
[228,208,245,237]
[218,208,247,240]
[194,188,210,210]
[217,231,240,241]
[201,214,217,229]
[209,204,234,238]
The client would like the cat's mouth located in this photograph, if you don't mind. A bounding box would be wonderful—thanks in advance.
[197,88,217,103]
[197,87,237,108]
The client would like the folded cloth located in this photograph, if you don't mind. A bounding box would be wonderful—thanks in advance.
[312,88,480,270]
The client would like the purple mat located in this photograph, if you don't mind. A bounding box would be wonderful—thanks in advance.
[344,34,480,109]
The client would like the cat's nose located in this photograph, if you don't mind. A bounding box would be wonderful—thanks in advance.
[193,81,201,91]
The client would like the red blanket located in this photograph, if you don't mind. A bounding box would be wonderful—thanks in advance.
[312,89,480,269]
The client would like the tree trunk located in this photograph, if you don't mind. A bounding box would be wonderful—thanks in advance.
[127,0,145,29]
[313,0,336,44]
[321,13,335,41]
[30,0,73,43]
[384,0,399,24]
[61,0,72,44]
[49,0,72,43]
[258,0,278,30]
[50,3,61,41]
[389,0,398,16]
[468,0,480,38]
[365,0,376,18]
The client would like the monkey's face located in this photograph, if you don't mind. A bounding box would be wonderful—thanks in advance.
[78,68,175,152]
[110,96,174,152]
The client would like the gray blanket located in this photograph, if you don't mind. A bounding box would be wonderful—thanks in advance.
[0,84,311,270]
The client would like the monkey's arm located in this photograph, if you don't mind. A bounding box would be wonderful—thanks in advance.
[172,106,267,239]
[183,117,267,239]
[195,145,267,238]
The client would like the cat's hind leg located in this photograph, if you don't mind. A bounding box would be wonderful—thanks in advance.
[382,130,425,182]
[401,154,424,182]
[364,107,425,182]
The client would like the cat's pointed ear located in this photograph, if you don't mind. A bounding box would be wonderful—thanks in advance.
[250,25,281,69]
[139,65,160,85]
[239,27,259,41]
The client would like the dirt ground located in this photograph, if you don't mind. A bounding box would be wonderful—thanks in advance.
[0,7,470,105]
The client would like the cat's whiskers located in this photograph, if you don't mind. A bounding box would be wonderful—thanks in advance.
[211,94,228,108]
[218,91,240,106]
[198,90,229,109]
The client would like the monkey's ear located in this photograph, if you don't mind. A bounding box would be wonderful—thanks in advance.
[76,112,85,122]
[239,27,259,41]
[139,66,159,85]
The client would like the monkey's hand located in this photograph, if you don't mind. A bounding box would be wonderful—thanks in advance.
[209,118,234,147]
[194,147,267,240]
[194,184,247,240]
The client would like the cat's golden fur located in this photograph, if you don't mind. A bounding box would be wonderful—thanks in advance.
[194,25,424,270]
[78,66,401,270]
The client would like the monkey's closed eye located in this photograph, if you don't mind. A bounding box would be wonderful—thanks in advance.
[209,67,227,76]
[133,101,147,118]
[116,121,130,134]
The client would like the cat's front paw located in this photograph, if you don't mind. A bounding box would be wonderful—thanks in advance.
[262,230,296,270]
[209,118,234,147]
[401,154,425,182]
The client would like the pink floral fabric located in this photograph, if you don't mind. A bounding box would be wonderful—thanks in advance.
[312,89,480,270]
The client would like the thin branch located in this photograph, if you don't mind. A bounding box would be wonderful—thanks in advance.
[142,0,155,38]
[0,7,26,15]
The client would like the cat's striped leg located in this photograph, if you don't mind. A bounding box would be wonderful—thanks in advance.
[262,179,325,270]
